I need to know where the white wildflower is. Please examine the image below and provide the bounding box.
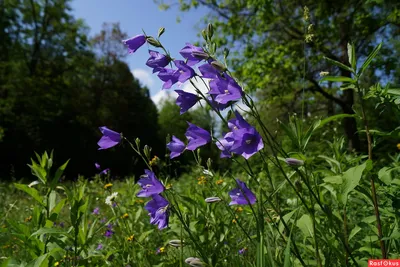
[105,192,118,206]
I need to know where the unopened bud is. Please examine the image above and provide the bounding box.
[207,23,214,39]
[185,257,204,267]
[157,27,165,38]
[205,197,221,203]
[192,50,209,60]
[211,61,226,72]
[169,240,183,247]
[284,158,304,167]
[146,36,162,48]
[201,29,208,41]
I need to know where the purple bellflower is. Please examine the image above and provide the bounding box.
[175,90,200,114]
[179,43,206,66]
[122,34,146,54]
[229,179,256,205]
[100,168,110,175]
[228,111,252,130]
[185,123,211,151]
[137,170,165,197]
[208,76,243,104]
[167,136,186,159]
[216,133,234,158]
[95,163,101,170]
[92,207,100,215]
[174,60,196,83]
[199,63,222,79]
[97,127,121,150]
[146,50,170,73]
[207,96,230,111]
[230,127,264,159]
[157,68,180,89]
[145,194,169,230]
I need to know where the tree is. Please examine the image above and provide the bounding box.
[157,0,400,152]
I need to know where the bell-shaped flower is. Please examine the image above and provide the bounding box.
[230,127,264,159]
[167,136,186,159]
[145,194,169,230]
[146,50,170,73]
[175,90,200,114]
[174,60,196,83]
[179,43,205,66]
[97,126,121,150]
[122,34,146,54]
[198,63,222,79]
[228,111,251,130]
[137,170,165,197]
[208,76,243,104]
[157,68,180,89]
[229,179,256,205]
[185,123,211,151]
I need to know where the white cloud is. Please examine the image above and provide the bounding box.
[131,69,154,88]
[151,90,177,108]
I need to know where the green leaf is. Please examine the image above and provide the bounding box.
[138,230,154,242]
[317,114,356,129]
[323,57,355,74]
[51,159,69,188]
[31,227,70,238]
[358,42,382,76]
[339,161,367,205]
[348,42,356,70]
[32,254,49,267]
[296,214,313,238]
[348,225,361,241]
[14,183,44,205]
[319,76,355,83]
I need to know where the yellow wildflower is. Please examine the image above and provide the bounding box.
[127,235,134,242]
[135,199,144,204]
[166,183,173,189]
[104,183,113,189]
[232,219,237,224]
[149,155,159,166]
[216,179,224,185]
[122,213,129,219]
[54,262,60,267]
[197,176,207,185]
[235,207,243,213]
[159,247,165,253]
[25,216,32,222]
[397,143,400,150]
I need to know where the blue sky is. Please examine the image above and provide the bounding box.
[71,0,208,102]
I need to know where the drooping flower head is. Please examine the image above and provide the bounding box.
[175,90,200,114]
[166,136,186,159]
[122,34,146,53]
[146,50,170,73]
[185,123,211,151]
[145,194,169,230]
[137,169,165,197]
[228,111,251,130]
[179,43,206,66]
[229,179,256,205]
[157,68,180,89]
[97,126,121,150]
[230,127,264,159]
[207,96,230,111]
[216,133,234,158]
[208,76,243,104]
[199,63,222,79]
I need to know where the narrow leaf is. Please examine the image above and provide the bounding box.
[358,43,382,76]
[320,76,355,83]
[323,57,355,73]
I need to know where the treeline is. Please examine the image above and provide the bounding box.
[0,0,169,179]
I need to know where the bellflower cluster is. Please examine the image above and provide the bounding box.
[216,111,264,159]
[166,123,211,159]
[136,170,169,230]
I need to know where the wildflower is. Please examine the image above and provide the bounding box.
[166,184,173,189]
[122,34,146,54]
[137,169,165,197]
[25,216,32,222]
[122,213,129,219]
[284,158,304,167]
[157,68,180,89]
[126,235,134,242]
[135,199,144,204]
[397,143,400,150]
[146,50,170,73]
[175,60,196,83]
[100,217,107,224]
[207,95,230,111]
[199,63,222,79]
[239,247,247,255]
[175,90,200,114]
[156,247,165,254]
[149,155,159,166]
[104,229,114,238]
[97,126,121,150]
[95,162,101,170]
[235,207,244,213]
[208,75,243,104]
[229,179,256,205]
[100,168,110,175]
[320,71,329,77]
[179,43,206,66]
[216,134,234,158]
[232,219,237,224]
[205,197,221,203]
[28,180,40,188]
[105,192,118,206]
[54,262,60,266]
[197,176,207,185]
[145,194,169,230]
[185,123,211,151]
[216,179,224,185]
[203,169,213,177]
[96,243,103,250]
[169,239,183,247]
[167,136,186,159]
[185,257,204,267]
[104,183,113,189]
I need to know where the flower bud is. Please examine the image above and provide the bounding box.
[185,257,204,267]
[205,197,221,203]
[192,50,209,60]
[210,61,227,72]
[284,158,304,167]
[146,36,162,48]
[207,23,214,39]
[158,27,165,38]
[169,239,183,247]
